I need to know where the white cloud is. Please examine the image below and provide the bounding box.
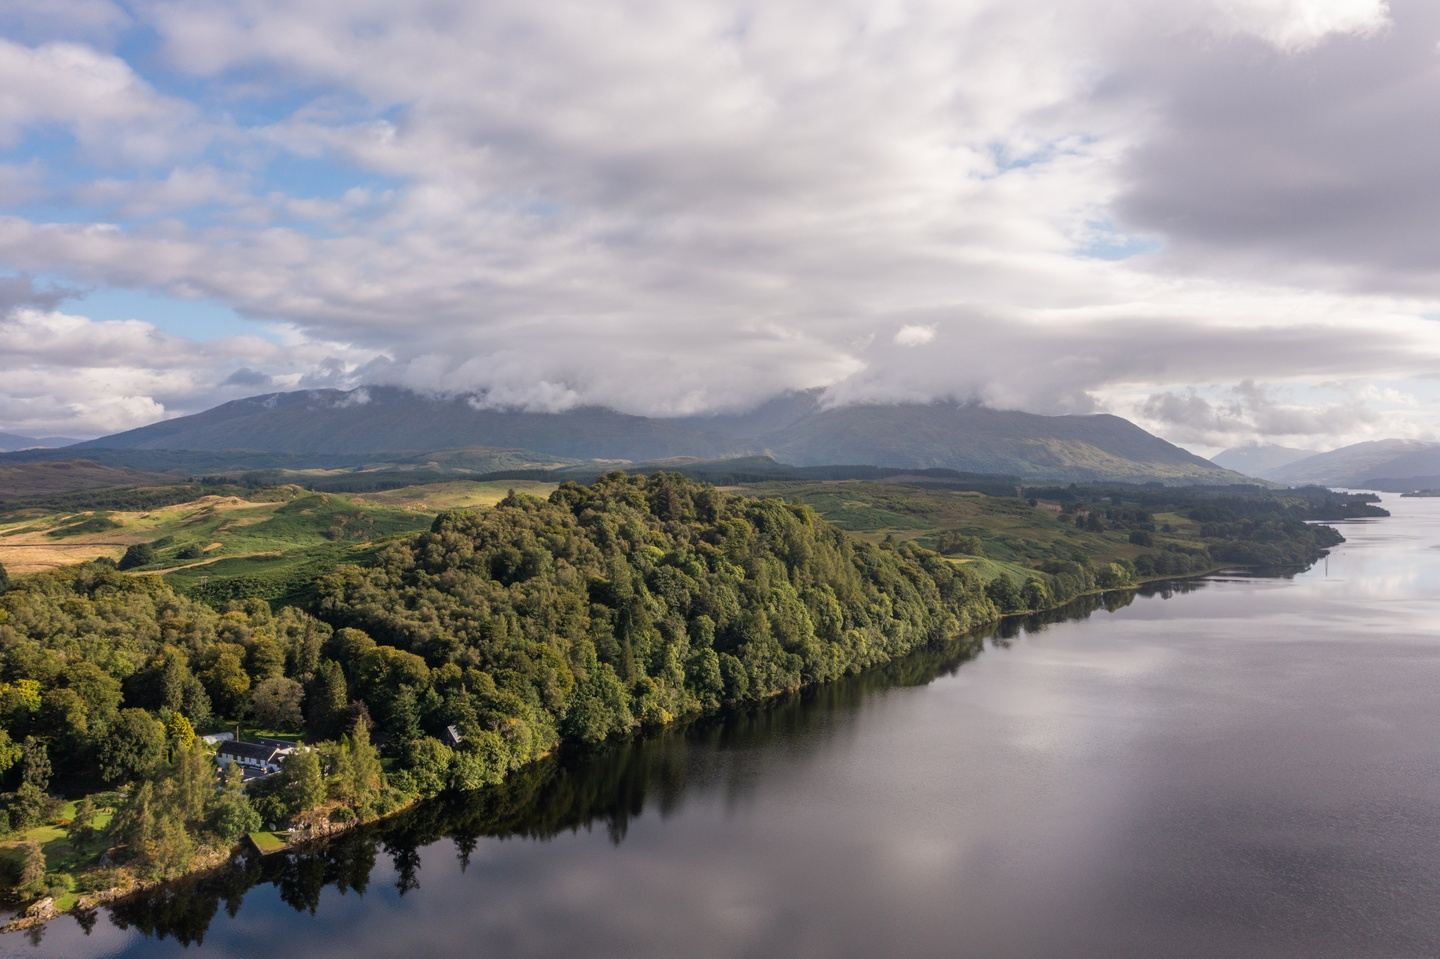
[0,305,380,435]
[0,38,202,163]
[894,325,937,347]
[0,0,1436,446]
[1208,0,1389,52]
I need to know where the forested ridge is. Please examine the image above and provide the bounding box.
[0,474,1000,907]
[316,472,999,749]
[0,472,1363,915]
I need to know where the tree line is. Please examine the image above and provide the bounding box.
[0,473,1360,900]
[0,474,1003,893]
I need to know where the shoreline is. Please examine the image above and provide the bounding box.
[0,540,1344,934]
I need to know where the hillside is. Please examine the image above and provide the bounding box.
[73,387,1242,484]
[0,432,81,452]
[1212,444,1316,477]
[1267,440,1440,489]
[761,402,1232,481]
[0,460,177,500]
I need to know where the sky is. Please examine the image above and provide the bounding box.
[1,0,1438,454]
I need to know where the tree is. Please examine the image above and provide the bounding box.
[0,561,9,594]
[170,741,213,825]
[331,722,383,812]
[210,765,260,842]
[1020,577,1051,611]
[305,660,348,741]
[15,842,45,898]
[68,796,98,843]
[110,781,159,856]
[985,576,1024,613]
[0,728,20,778]
[117,543,156,570]
[5,783,51,831]
[164,710,196,751]
[250,676,304,731]
[98,709,167,783]
[404,737,452,797]
[129,649,210,726]
[202,645,251,718]
[20,737,50,792]
[279,749,325,816]
[147,810,196,878]
[448,735,506,791]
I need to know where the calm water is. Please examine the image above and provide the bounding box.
[8,495,1440,958]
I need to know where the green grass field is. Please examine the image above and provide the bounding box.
[0,480,559,604]
[741,480,1207,585]
[0,797,119,912]
[247,831,289,855]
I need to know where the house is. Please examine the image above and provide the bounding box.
[442,725,464,748]
[216,739,295,779]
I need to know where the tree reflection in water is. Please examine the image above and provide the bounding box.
[103,579,1221,947]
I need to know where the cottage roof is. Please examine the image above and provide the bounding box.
[217,740,283,763]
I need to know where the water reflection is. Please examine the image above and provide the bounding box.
[67,588,1175,948]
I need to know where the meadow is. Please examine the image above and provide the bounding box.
[0,480,558,603]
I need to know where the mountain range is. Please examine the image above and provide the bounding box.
[0,431,84,452]
[1215,439,1440,490]
[1210,444,1316,477]
[64,386,1242,484]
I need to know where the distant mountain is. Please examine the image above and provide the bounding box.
[0,431,83,452]
[76,387,744,462]
[1267,439,1440,490]
[1212,444,1317,478]
[73,386,1245,484]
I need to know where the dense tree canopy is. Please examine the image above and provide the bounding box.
[317,473,999,756]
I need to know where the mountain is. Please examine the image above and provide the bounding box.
[0,431,83,452]
[75,387,745,462]
[1267,439,1440,490]
[751,401,1233,481]
[1211,444,1317,478]
[73,386,1244,484]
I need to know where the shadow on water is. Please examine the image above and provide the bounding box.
[84,578,1222,948]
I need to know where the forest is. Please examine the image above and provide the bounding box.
[0,472,1371,916]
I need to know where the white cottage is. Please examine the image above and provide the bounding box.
[216,739,293,777]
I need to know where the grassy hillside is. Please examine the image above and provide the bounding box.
[0,461,178,501]
[742,481,1161,580]
[0,481,561,603]
[741,480,1372,596]
[762,404,1237,482]
[0,489,422,595]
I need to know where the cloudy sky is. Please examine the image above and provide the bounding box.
[1,0,1437,453]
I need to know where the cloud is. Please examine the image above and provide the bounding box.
[894,325,937,347]
[1115,0,1440,297]
[221,367,275,388]
[0,304,378,435]
[1134,379,1415,448]
[0,0,1436,446]
[1207,0,1389,52]
[0,37,202,164]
